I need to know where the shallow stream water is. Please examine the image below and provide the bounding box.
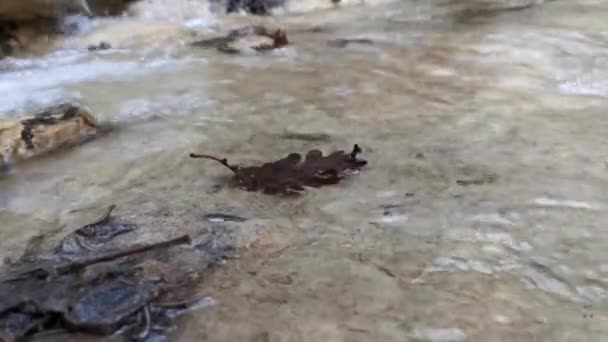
[2,0,608,341]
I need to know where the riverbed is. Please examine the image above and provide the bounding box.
[1,0,608,341]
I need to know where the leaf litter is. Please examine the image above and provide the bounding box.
[1,143,370,339]
[0,205,234,341]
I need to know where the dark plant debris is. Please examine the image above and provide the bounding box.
[87,41,111,51]
[191,25,288,54]
[57,204,138,256]
[190,144,367,195]
[327,38,374,48]
[456,173,497,186]
[279,131,332,143]
[0,205,234,341]
[0,21,19,59]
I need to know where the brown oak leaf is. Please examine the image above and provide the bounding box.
[190,144,367,194]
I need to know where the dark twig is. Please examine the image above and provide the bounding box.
[0,235,190,281]
[189,154,239,173]
[57,235,192,274]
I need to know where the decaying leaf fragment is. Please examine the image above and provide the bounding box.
[57,204,138,256]
[190,144,367,194]
[191,25,288,54]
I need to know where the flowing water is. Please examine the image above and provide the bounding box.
[2,0,608,340]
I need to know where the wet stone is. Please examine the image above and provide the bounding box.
[0,103,98,168]
[65,280,157,334]
[0,21,18,60]
[0,312,33,342]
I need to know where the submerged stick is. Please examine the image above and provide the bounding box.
[57,234,192,274]
[189,153,239,173]
[3,235,191,284]
[137,305,152,340]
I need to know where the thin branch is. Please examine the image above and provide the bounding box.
[4,235,192,282]
[189,153,239,173]
[56,234,192,274]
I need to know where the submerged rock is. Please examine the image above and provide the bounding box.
[87,0,139,16]
[0,21,18,59]
[0,1,139,59]
[0,103,98,167]
[0,0,92,21]
[65,280,159,334]
[0,0,139,21]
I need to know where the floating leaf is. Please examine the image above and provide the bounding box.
[190,144,367,195]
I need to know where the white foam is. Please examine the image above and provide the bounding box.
[284,0,396,13]
[559,80,608,97]
[470,213,515,226]
[128,0,215,25]
[380,214,408,224]
[418,328,467,342]
[429,257,493,275]
[532,197,599,210]
[116,92,214,122]
[0,54,199,116]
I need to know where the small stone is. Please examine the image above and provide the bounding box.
[87,41,112,51]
